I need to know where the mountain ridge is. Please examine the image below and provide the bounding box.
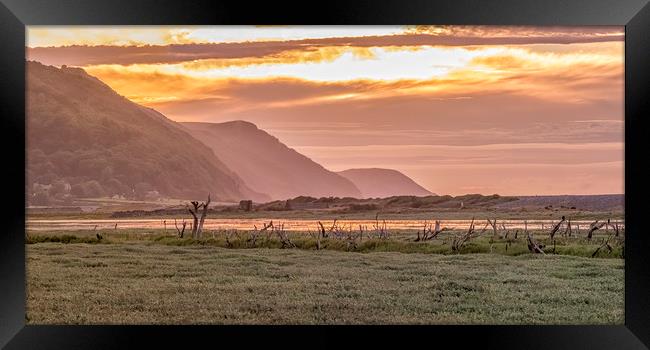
[182,121,363,200]
[26,61,269,203]
[337,168,434,198]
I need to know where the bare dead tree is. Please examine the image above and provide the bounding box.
[329,221,340,239]
[263,221,274,240]
[174,218,187,238]
[187,201,200,238]
[415,220,429,242]
[487,218,498,238]
[478,222,490,235]
[591,234,614,258]
[328,219,338,238]
[196,194,211,239]
[526,232,545,254]
[373,213,389,239]
[331,221,348,240]
[274,222,295,248]
[248,227,260,247]
[452,217,476,251]
[317,221,327,239]
[416,220,442,241]
[255,221,273,242]
[564,219,572,237]
[424,220,447,241]
[187,194,211,239]
[587,220,606,241]
[549,216,566,240]
[332,225,345,239]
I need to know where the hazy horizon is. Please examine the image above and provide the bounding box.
[27,26,624,196]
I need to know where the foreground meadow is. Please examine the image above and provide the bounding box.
[26,239,624,324]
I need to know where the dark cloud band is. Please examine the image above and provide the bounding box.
[28,29,624,67]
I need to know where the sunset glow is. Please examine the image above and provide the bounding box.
[27,26,624,195]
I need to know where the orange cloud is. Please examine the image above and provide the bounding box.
[179,46,376,70]
[469,55,530,69]
[81,43,622,114]
[406,25,623,39]
[24,26,624,196]
[27,26,623,66]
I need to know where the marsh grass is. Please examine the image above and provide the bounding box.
[26,228,624,259]
[26,243,624,324]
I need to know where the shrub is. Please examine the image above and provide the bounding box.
[31,191,51,206]
[349,203,378,211]
[71,180,105,198]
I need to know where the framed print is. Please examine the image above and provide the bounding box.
[1,0,649,348]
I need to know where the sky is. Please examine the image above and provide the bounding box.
[26,26,625,196]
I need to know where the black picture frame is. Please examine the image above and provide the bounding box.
[1,0,649,348]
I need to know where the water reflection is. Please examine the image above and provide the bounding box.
[26,218,624,232]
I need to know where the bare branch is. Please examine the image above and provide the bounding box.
[549,216,566,240]
[527,232,545,254]
[587,220,606,240]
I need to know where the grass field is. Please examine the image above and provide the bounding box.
[26,241,624,324]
